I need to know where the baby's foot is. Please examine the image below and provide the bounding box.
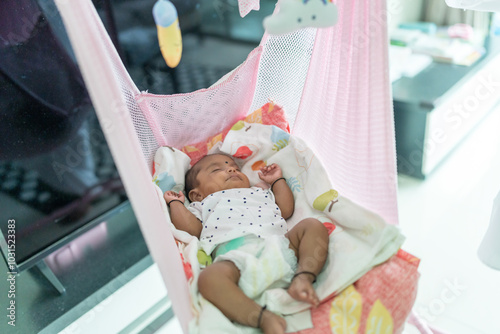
[260,310,286,334]
[288,272,320,307]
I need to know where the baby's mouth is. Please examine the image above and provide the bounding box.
[227,174,241,181]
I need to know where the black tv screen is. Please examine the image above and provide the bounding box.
[0,0,126,270]
[0,0,265,271]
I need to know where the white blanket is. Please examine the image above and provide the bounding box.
[152,122,404,333]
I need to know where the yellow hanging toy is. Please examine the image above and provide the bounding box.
[153,0,182,68]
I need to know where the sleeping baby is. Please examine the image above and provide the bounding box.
[164,153,329,334]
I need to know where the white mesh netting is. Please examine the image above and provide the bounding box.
[130,28,317,169]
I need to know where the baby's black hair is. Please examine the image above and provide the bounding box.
[184,160,203,197]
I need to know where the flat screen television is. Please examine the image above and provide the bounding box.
[0,0,127,275]
[0,0,268,280]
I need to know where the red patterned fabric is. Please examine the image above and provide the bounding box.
[293,250,420,334]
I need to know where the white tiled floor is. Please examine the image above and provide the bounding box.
[60,108,500,334]
[397,107,500,334]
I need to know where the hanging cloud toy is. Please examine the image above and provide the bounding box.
[263,0,338,35]
[445,0,500,12]
[153,0,182,68]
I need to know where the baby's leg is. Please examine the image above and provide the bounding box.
[198,260,286,333]
[285,218,329,307]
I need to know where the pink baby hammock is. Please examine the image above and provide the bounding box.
[55,0,402,332]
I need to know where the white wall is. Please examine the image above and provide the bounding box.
[387,0,424,33]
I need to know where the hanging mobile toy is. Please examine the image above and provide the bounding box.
[153,0,182,68]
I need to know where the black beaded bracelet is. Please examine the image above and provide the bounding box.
[270,177,286,191]
[256,305,267,328]
[292,271,317,283]
[167,199,184,207]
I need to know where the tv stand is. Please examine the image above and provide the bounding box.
[0,230,65,295]
[393,51,500,179]
[37,260,66,295]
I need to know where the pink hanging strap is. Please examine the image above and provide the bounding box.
[238,0,260,17]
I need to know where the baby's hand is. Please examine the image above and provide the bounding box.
[258,163,283,184]
[164,190,185,205]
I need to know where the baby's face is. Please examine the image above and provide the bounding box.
[191,154,250,201]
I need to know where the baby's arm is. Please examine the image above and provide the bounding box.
[164,191,202,238]
[258,164,294,219]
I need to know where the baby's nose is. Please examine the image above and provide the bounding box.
[227,166,236,172]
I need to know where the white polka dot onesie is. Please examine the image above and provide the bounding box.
[188,187,288,254]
